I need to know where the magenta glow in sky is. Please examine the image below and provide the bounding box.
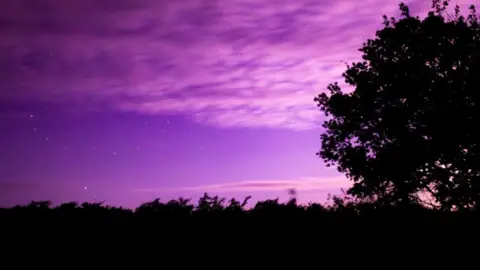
[1,0,477,208]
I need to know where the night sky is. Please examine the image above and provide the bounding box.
[1,0,476,208]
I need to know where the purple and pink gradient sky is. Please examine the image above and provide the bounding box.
[1,0,477,208]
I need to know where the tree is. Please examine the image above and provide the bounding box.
[288,188,297,205]
[315,0,480,210]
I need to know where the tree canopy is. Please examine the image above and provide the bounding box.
[315,0,480,210]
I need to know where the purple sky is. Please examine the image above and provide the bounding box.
[1,0,477,208]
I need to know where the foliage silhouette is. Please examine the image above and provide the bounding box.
[315,0,480,210]
[1,193,479,227]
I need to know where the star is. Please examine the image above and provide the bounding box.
[113,152,116,155]
[29,114,34,118]
[84,186,88,190]
[45,137,49,141]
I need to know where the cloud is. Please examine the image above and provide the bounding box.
[137,176,349,193]
[0,0,474,129]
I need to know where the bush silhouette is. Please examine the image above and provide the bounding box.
[1,193,479,226]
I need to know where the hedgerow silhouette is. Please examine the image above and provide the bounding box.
[1,192,479,226]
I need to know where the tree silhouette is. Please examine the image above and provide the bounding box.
[288,188,297,205]
[1,193,479,227]
[315,0,480,210]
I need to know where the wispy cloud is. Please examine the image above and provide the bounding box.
[138,176,349,193]
[0,0,474,129]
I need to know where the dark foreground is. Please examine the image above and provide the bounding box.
[1,194,477,262]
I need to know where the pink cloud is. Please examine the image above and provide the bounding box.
[138,176,349,193]
[1,0,478,129]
